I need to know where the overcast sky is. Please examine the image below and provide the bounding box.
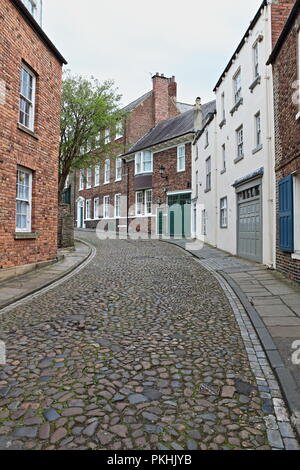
[43,0,263,107]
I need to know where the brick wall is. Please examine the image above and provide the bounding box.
[271,0,296,47]
[272,5,300,282]
[0,0,63,269]
[74,74,181,228]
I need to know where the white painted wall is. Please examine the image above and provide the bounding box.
[192,2,277,267]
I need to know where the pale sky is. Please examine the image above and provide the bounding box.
[43,0,263,107]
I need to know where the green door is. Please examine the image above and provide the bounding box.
[168,194,191,238]
[158,210,164,236]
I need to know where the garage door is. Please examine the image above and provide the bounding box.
[237,183,262,262]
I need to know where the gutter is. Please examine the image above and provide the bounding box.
[10,0,67,64]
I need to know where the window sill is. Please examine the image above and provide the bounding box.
[220,226,228,229]
[177,169,185,173]
[220,168,226,175]
[103,182,110,185]
[94,184,100,187]
[204,188,211,194]
[234,155,244,164]
[252,144,263,155]
[249,75,261,92]
[204,144,209,150]
[296,112,300,121]
[135,172,153,176]
[219,119,226,129]
[291,252,300,261]
[230,98,243,116]
[17,123,39,140]
[115,178,122,182]
[14,232,38,240]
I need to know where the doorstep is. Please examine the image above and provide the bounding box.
[0,240,91,310]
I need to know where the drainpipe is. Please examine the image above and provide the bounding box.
[122,158,129,236]
[264,3,276,268]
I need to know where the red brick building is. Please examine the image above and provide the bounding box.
[268,0,300,282]
[0,0,66,274]
[75,72,215,238]
[75,74,192,231]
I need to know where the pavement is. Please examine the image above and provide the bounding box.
[165,238,300,439]
[0,240,91,310]
[0,230,298,450]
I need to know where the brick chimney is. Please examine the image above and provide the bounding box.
[152,73,177,125]
[271,0,296,48]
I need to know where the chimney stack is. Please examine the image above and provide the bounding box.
[194,97,203,132]
[152,73,177,125]
[271,0,296,48]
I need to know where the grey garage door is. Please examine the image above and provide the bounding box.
[237,183,262,263]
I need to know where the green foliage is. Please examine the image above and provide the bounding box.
[59,71,125,195]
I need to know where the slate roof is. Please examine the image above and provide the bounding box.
[121,91,152,113]
[125,100,216,155]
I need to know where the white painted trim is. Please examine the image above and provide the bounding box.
[166,190,192,196]
[19,63,36,132]
[291,252,300,261]
[15,166,32,233]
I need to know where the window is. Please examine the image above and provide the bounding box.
[16,167,32,232]
[221,93,225,121]
[103,196,110,218]
[177,145,185,172]
[85,199,91,220]
[201,209,207,236]
[105,129,110,144]
[95,134,100,148]
[255,112,261,148]
[19,64,36,131]
[205,130,209,148]
[94,197,100,219]
[253,42,259,78]
[86,168,92,189]
[115,122,123,139]
[115,194,121,218]
[136,191,143,215]
[205,157,211,191]
[115,158,122,181]
[135,151,153,174]
[104,159,110,183]
[222,144,226,172]
[79,170,85,190]
[195,171,199,198]
[220,197,228,228]
[236,126,244,160]
[21,0,38,19]
[145,189,152,215]
[233,69,242,104]
[94,165,100,186]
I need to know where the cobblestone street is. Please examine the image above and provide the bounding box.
[0,234,298,450]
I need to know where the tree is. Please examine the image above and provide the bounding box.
[59,72,124,199]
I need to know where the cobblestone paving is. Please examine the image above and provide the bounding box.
[0,235,296,450]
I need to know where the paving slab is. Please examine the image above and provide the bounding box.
[255,306,297,317]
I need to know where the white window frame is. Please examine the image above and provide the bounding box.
[19,64,36,131]
[103,196,110,219]
[94,197,100,219]
[205,130,209,148]
[253,42,259,79]
[145,189,152,215]
[115,121,123,140]
[85,199,92,220]
[205,157,211,191]
[220,197,228,228]
[94,165,100,187]
[135,191,143,216]
[115,193,121,218]
[104,159,110,184]
[135,151,153,175]
[236,125,244,160]
[233,69,242,104]
[115,158,122,181]
[16,166,32,233]
[255,112,261,148]
[105,129,110,144]
[86,168,92,189]
[177,145,186,172]
[79,169,85,191]
[222,144,226,172]
[221,92,225,121]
